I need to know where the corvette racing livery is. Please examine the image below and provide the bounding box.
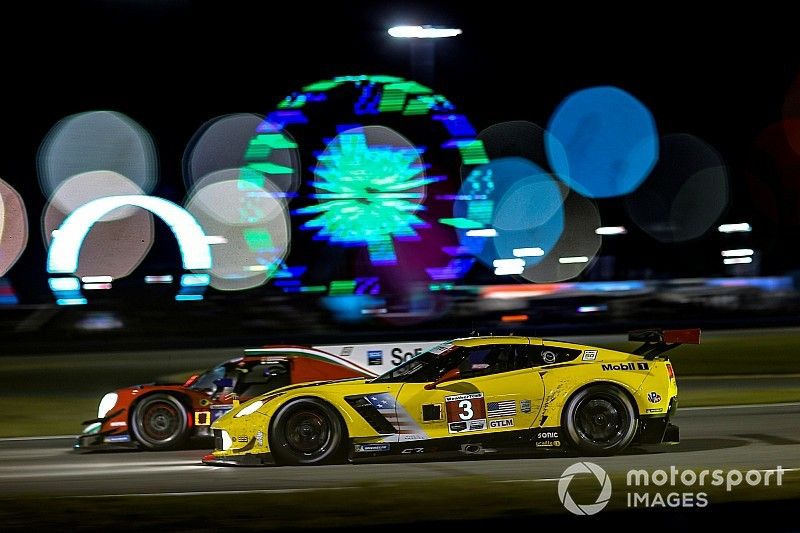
[203,329,698,465]
[75,343,439,451]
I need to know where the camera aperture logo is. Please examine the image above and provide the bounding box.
[558,462,612,515]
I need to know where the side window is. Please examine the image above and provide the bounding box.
[458,345,530,378]
[236,362,289,399]
[526,345,582,366]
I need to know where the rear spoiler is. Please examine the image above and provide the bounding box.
[629,328,701,360]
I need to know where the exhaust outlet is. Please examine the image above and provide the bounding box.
[461,444,483,455]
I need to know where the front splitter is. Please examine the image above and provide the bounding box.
[201,452,274,466]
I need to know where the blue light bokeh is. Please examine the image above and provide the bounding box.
[453,157,564,269]
[546,86,659,198]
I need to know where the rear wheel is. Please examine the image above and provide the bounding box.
[131,394,190,450]
[269,398,346,465]
[562,384,637,455]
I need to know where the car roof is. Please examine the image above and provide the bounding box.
[219,355,288,365]
[450,336,541,347]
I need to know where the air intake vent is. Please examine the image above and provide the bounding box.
[422,403,442,421]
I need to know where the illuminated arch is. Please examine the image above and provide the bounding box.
[47,194,212,274]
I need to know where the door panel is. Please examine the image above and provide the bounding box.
[395,369,545,440]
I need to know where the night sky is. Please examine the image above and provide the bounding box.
[2,2,799,302]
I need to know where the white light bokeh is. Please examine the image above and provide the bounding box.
[185,174,290,291]
[42,171,154,279]
[518,193,601,282]
[185,168,286,227]
[626,134,728,243]
[0,178,28,276]
[185,114,262,184]
[43,170,147,223]
[38,111,157,199]
[185,113,301,196]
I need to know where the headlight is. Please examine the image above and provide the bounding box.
[97,392,118,418]
[221,430,233,451]
[234,400,264,418]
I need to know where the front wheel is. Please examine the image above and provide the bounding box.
[131,394,190,450]
[269,398,346,465]
[562,384,637,456]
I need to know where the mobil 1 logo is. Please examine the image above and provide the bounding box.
[601,362,649,371]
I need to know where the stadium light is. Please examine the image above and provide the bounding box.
[721,249,754,257]
[718,222,752,233]
[388,25,462,38]
[559,256,590,264]
[466,228,498,237]
[513,247,545,257]
[595,226,627,235]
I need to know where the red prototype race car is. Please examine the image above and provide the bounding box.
[75,345,377,451]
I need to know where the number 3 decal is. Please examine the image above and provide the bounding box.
[445,393,487,423]
[458,400,474,420]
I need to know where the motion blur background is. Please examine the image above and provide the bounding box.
[1,2,798,352]
[6,5,800,530]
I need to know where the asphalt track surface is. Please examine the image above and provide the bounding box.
[2,403,799,497]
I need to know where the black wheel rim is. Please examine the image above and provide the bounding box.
[285,410,331,455]
[574,394,628,446]
[142,402,180,442]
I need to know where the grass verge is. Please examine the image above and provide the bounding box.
[0,396,98,438]
[677,389,800,407]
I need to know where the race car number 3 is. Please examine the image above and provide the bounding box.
[444,393,487,422]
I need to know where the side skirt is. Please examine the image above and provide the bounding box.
[350,427,566,462]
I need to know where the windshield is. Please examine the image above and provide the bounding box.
[372,342,466,383]
[189,364,232,391]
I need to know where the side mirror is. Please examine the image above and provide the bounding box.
[213,378,233,388]
[424,368,461,390]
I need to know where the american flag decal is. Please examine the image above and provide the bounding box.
[367,393,429,438]
[487,400,516,417]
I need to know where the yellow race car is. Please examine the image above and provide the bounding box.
[202,329,697,466]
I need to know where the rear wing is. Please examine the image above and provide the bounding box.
[629,328,701,360]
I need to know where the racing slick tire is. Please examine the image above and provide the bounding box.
[562,384,637,456]
[131,393,190,450]
[269,398,347,465]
